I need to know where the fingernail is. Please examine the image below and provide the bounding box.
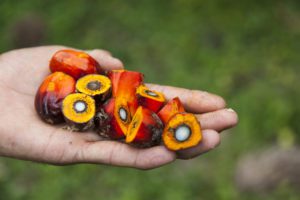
[226,108,235,113]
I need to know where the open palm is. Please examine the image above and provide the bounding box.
[0,46,238,169]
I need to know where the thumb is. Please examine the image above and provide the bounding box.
[86,49,124,71]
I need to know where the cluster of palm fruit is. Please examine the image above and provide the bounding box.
[35,49,202,150]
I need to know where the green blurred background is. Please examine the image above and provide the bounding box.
[0,0,299,199]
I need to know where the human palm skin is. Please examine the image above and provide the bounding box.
[0,46,238,169]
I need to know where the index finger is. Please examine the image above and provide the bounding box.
[146,84,226,113]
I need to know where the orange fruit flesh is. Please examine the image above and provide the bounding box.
[126,106,143,143]
[76,74,111,97]
[114,97,131,135]
[163,113,202,151]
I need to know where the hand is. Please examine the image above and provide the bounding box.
[0,46,238,169]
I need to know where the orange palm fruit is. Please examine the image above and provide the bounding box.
[162,113,202,151]
[157,97,185,124]
[107,70,144,133]
[62,93,96,131]
[76,74,112,103]
[107,69,125,97]
[108,70,144,98]
[136,85,166,112]
[35,72,76,124]
[95,98,127,139]
[50,49,103,79]
[126,106,163,148]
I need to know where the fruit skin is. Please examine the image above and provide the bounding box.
[107,70,124,97]
[94,98,125,139]
[50,49,103,79]
[136,85,166,113]
[162,112,202,151]
[126,106,163,148]
[107,70,144,114]
[35,72,76,124]
[157,97,185,124]
[107,70,144,98]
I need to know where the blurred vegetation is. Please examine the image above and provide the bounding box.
[0,0,300,199]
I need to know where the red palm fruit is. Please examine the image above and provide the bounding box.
[107,70,144,126]
[136,85,166,112]
[95,98,126,139]
[126,106,163,148]
[50,49,103,79]
[157,97,185,124]
[116,70,144,98]
[108,70,144,98]
[107,69,125,97]
[117,70,144,115]
[162,113,202,151]
[35,72,76,124]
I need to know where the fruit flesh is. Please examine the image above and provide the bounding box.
[62,93,95,124]
[76,74,111,98]
[163,113,202,151]
[114,97,131,134]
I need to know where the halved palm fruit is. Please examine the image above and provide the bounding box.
[95,98,125,139]
[114,97,132,135]
[126,106,163,148]
[157,97,185,124]
[108,70,144,98]
[35,72,76,124]
[50,49,103,79]
[62,93,96,131]
[136,85,166,112]
[117,70,144,116]
[107,70,144,131]
[107,69,125,97]
[162,113,202,151]
[76,74,111,103]
[116,70,144,98]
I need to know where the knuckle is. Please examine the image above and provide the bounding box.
[90,49,112,57]
[216,96,227,108]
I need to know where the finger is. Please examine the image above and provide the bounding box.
[198,108,239,132]
[73,131,105,142]
[146,84,226,113]
[86,49,124,71]
[176,129,220,159]
[76,141,176,170]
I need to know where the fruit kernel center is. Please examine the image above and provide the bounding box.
[87,81,101,91]
[119,107,128,122]
[145,89,158,97]
[174,124,191,142]
[73,100,87,113]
